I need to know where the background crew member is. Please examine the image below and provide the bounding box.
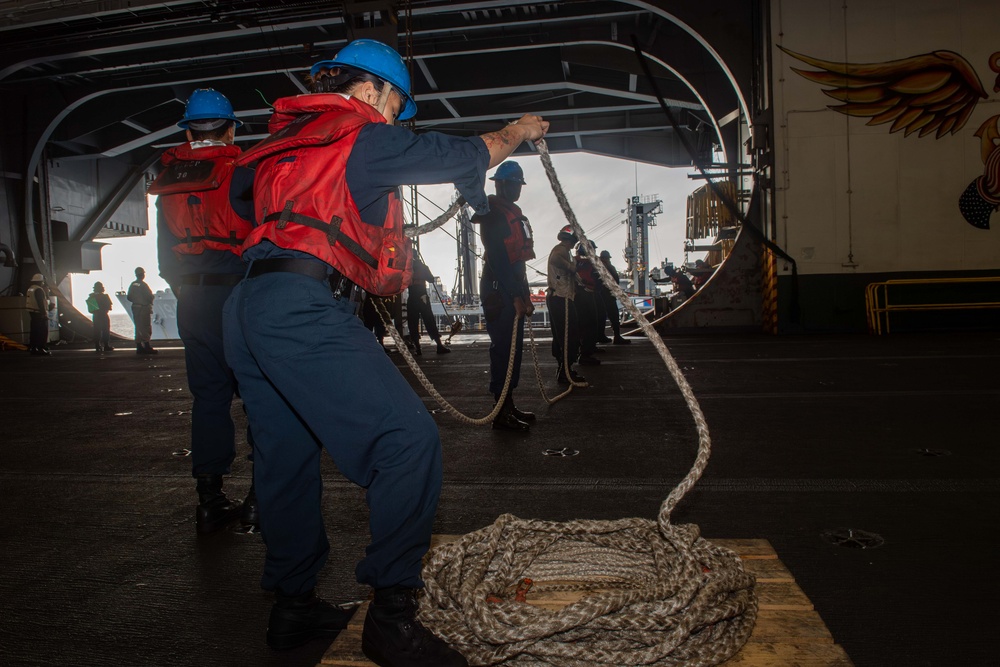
[665,266,696,309]
[476,160,535,431]
[26,274,51,355]
[126,267,156,354]
[87,282,114,352]
[574,242,602,366]
[598,250,631,345]
[406,257,450,355]
[152,88,257,535]
[546,226,585,384]
[223,39,548,665]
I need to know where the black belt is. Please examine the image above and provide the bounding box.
[180,273,243,287]
[246,258,363,302]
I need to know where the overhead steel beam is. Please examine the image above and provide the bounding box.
[0,15,346,81]
[420,82,701,109]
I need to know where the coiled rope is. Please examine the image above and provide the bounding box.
[410,141,757,665]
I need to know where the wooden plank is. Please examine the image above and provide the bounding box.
[748,610,834,644]
[724,642,854,666]
[323,536,851,667]
[744,557,794,582]
[321,625,367,665]
[757,580,814,611]
[323,608,847,666]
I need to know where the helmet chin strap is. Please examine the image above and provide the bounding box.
[375,83,393,119]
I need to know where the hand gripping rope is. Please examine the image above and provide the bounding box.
[376,138,757,665]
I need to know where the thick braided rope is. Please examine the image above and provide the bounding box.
[406,196,466,237]
[416,141,757,665]
[375,298,519,426]
[526,297,586,405]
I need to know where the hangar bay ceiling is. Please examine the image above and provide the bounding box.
[0,0,764,283]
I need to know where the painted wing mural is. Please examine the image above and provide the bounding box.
[781,47,1000,229]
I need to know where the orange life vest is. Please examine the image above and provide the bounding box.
[479,195,535,264]
[235,94,412,296]
[149,143,251,257]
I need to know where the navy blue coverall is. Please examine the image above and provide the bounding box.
[157,164,255,479]
[223,123,490,596]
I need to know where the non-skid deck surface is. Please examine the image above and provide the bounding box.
[320,536,853,666]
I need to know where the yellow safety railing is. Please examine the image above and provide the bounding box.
[865,277,1000,334]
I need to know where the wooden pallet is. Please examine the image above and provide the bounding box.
[320,536,853,666]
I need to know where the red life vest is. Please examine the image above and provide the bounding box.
[479,195,536,264]
[576,256,597,290]
[235,94,412,296]
[148,143,251,257]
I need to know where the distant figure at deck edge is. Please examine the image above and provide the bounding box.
[26,273,51,356]
[87,281,114,352]
[126,267,156,354]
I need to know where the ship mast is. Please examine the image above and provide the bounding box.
[454,201,478,307]
[623,194,662,296]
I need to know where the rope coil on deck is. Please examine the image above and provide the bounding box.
[413,141,758,665]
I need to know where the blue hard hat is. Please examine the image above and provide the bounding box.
[311,39,417,121]
[490,161,526,184]
[178,88,242,129]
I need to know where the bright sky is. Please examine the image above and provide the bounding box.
[71,151,700,312]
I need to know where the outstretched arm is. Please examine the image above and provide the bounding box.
[479,114,549,169]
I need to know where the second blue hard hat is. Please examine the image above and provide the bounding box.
[311,39,417,121]
[490,161,526,185]
[178,88,242,129]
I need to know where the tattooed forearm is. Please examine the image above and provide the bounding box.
[479,126,518,152]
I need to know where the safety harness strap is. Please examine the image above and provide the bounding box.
[264,201,378,269]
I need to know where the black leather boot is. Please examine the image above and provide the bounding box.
[556,365,585,385]
[435,339,451,354]
[267,589,355,650]
[492,395,529,431]
[195,474,243,535]
[240,481,259,529]
[509,392,535,422]
[362,587,468,667]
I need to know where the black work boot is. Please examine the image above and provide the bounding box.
[362,587,468,667]
[267,589,355,650]
[240,481,259,529]
[195,474,243,535]
[435,339,451,354]
[509,392,535,422]
[555,365,585,386]
[492,395,529,431]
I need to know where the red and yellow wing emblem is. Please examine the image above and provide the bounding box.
[779,46,989,138]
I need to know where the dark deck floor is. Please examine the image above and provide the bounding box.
[2,330,998,667]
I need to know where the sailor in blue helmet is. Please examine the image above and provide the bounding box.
[476,160,537,431]
[223,39,548,664]
[150,88,258,534]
